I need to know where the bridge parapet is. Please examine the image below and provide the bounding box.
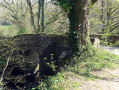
[90,34,119,45]
[11,34,66,52]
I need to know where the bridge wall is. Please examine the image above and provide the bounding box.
[90,34,119,44]
[1,34,71,80]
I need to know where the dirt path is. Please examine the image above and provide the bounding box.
[76,47,119,90]
[78,68,119,90]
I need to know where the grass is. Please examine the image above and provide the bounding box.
[68,49,119,78]
[0,25,18,37]
[32,72,81,90]
[32,49,119,90]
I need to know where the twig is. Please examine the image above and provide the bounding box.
[0,47,16,84]
[0,53,12,83]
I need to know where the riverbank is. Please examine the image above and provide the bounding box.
[32,50,119,90]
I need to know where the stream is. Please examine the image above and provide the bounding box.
[96,45,119,55]
[102,46,119,55]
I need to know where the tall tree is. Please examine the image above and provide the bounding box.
[0,0,28,31]
[27,0,37,33]
[106,0,119,33]
[89,0,119,35]
[38,0,41,33]
[101,0,105,34]
[41,0,45,32]
[54,0,98,54]
[100,0,119,34]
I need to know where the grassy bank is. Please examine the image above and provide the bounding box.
[33,49,119,90]
[0,25,18,37]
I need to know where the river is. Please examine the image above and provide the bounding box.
[102,46,119,55]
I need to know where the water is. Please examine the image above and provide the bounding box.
[102,46,119,55]
[92,38,119,55]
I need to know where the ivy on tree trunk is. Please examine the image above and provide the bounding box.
[68,0,90,54]
[56,0,98,55]
[41,0,45,32]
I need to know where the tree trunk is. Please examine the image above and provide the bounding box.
[68,0,90,53]
[56,0,98,54]
[101,0,105,34]
[38,0,41,33]
[41,0,45,32]
[27,0,37,33]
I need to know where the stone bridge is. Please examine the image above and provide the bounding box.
[0,34,119,89]
[2,34,68,57]
[0,34,71,86]
[10,34,69,64]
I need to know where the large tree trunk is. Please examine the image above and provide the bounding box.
[57,0,98,54]
[68,0,90,53]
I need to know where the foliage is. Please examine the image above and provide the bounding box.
[70,49,119,79]
[44,1,69,34]
[89,0,119,35]
[0,0,69,34]
[32,73,65,90]
[32,49,119,89]
[44,54,57,71]
[17,26,27,34]
[52,0,72,14]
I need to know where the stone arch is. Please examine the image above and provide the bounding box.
[24,50,39,64]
